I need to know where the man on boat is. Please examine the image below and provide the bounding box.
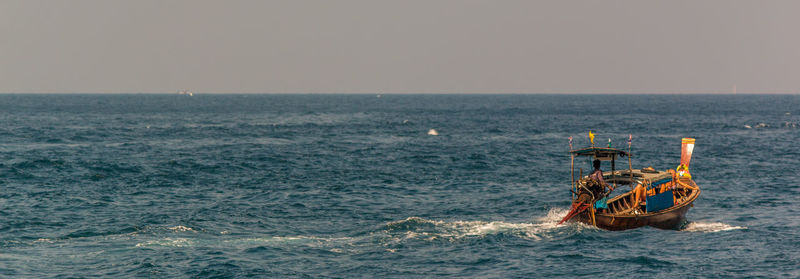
[588,160,614,212]
[589,159,612,193]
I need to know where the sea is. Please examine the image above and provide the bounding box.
[0,94,798,278]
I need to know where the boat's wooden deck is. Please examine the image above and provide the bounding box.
[595,170,698,216]
[604,187,695,215]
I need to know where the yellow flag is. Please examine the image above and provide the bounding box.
[589,131,595,145]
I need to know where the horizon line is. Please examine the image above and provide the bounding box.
[1,92,799,95]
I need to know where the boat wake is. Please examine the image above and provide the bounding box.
[45,216,745,255]
[131,209,584,251]
[681,221,746,232]
[380,208,586,242]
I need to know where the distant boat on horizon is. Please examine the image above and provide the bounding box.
[178,90,193,96]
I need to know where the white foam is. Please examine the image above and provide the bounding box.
[235,236,353,245]
[136,237,194,248]
[682,222,745,232]
[540,207,571,224]
[448,220,542,239]
[169,225,194,232]
[384,208,578,242]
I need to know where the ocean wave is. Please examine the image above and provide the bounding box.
[135,237,194,248]
[608,255,677,267]
[233,236,354,246]
[681,221,746,232]
[168,226,194,232]
[249,112,370,126]
[0,143,90,152]
[743,122,799,129]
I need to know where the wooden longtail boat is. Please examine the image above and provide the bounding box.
[560,138,700,231]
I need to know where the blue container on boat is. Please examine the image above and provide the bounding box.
[646,190,674,212]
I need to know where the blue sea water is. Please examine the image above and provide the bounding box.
[0,94,798,278]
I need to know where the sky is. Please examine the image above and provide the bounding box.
[1,0,799,94]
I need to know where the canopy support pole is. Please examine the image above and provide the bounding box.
[611,155,616,190]
[628,144,634,190]
[570,154,575,201]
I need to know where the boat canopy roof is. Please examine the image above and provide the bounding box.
[570,147,629,160]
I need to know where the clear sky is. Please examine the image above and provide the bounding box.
[1,0,799,94]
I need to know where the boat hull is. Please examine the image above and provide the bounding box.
[575,201,692,230]
[573,181,700,231]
